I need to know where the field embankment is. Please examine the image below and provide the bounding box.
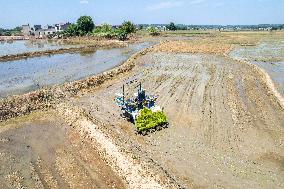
[0,44,154,122]
[0,39,126,62]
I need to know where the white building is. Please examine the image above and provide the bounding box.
[22,22,70,37]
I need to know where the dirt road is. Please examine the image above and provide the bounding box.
[70,50,284,188]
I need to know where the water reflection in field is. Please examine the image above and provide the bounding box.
[0,40,80,56]
[230,40,284,97]
[0,42,152,97]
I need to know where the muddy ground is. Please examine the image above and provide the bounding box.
[0,111,125,189]
[0,32,284,189]
[69,51,284,188]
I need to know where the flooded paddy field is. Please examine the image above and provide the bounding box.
[0,42,152,97]
[230,38,284,97]
[0,111,125,189]
[0,40,81,57]
[250,61,284,95]
[230,39,284,62]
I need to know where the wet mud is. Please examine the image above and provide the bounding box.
[69,51,284,189]
[1,34,284,189]
[0,111,125,189]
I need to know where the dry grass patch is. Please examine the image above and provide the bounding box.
[153,40,233,55]
[153,31,284,55]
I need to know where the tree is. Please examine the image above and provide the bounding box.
[148,26,160,36]
[120,21,136,34]
[177,25,187,30]
[93,23,117,39]
[13,26,22,32]
[76,16,95,34]
[138,25,143,30]
[64,24,79,37]
[167,22,177,31]
[270,27,278,31]
[4,31,11,36]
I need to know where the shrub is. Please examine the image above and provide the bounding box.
[135,108,168,132]
[92,24,117,39]
[100,24,113,32]
[92,24,128,40]
[64,24,79,37]
[115,29,128,41]
[148,26,160,36]
[96,31,117,39]
[120,21,136,34]
[4,31,11,36]
[93,24,113,33]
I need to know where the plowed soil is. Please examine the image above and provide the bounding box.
[70,50,284,188]
[1,33,284,189]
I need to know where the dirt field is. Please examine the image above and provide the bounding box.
[0,111,125,189]
[0,31,284,189]
[67,40,284,188]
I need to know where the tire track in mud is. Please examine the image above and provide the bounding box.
[229,57,284,109]
[201,62,217,145]
[223,60,284,187]
[55,103,178,189]
[31,158,60,189]
[78,51,284,188]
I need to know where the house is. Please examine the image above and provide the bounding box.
[34,25,42,31]
[36,27,56,37]
[22,24,32,36]
[54,22,71,32]
[22,22,70,37]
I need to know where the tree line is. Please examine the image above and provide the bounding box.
[60,16,136,40]
[60,16,183,39]
[0,27,22,36]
